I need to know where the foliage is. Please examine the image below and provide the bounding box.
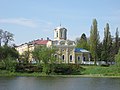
[0,29,3,46]
[3,31,14,46]
[0,46,19,60]
[76,33,90,50]
[115,49,120,67]
[0,29,14,46]
[1,56,17,72]
[53,64,83,75]
[112,28,120,62]
[90,19,100,64]
[32,46,57,74]
[101,23,113,63]
[16,63,42,73]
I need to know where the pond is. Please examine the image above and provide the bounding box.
[0,77,120,90]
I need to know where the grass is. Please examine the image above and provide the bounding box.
[81,65,120,76]
[0,65,120,78]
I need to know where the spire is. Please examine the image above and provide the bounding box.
[60,21,61,26]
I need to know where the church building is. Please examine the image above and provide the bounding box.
[16,25,90,64]
[49,25,90,64]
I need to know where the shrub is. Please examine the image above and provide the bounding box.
[53,64,83,75]
[2,56,17,72]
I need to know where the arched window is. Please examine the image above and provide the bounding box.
[62,55,64,61]
[55,54,57,59]
[78,56,80,61]
[70,55,72,62]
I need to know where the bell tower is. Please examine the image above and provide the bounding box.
[54,25,67,41]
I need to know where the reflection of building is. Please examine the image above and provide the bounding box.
[16,25,90,64]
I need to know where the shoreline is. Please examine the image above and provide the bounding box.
[0,73,120,78]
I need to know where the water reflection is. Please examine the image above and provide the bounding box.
[0,77,120,90]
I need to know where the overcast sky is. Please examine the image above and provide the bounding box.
[0,0,120,45]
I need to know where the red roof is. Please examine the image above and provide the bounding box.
[32,40,49,45]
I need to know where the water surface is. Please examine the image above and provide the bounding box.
[0,77,120,90]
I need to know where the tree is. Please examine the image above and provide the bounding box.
[32,46,57,74]
[97,42,103,61]
[0,29,3,46]
[114,28,119,54]
[3,31,14,46]
[90,19,100,65]
[76,33,89,50]
[1,46,19,61]
[115,49,120,68]
[0,46,19,71]
[101,23,113,63]
[0,46,4,60]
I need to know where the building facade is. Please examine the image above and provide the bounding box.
[51,26,90,64]
[16,26,90,64]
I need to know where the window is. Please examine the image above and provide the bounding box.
[56,31,58,37]
[70,55,72,62]
[78,56,80,61]
[60,30,62,38]
[62,55,64,62]
[55,55,57,59]
[62,49,65,52]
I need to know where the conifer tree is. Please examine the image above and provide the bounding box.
[76,33,89,50]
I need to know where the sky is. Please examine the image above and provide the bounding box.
[0,0,120,45]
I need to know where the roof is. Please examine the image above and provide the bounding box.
[32,40,49,45]
[74,48,90,53]
[55,26,67,30]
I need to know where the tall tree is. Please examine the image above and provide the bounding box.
[3,31,14,46]
[0,29,3,46]
[90,19,100,65]
[101,23,113,63]
[114,28,119,54]
[76,33,89,50]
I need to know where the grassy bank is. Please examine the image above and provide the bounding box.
[81,66,120,76]
[0,66,120,78]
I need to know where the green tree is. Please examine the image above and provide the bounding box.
[97,42,103,61]
[0,46,4,60]
[114,28,119,54]
[2,55,17,72]
[76,33,89,50]
[101,23,113,63]
[0,46,19,71]
[0,46,18,61]
[0,29,3,46]
[32,46,57,74]
[90,19,100,65]
[3,31,14,46]
[115,49,120,68]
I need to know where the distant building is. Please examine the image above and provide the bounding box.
[16,25,90,64]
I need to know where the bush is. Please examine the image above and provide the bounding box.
[53,64,83,75]
[16,63,42,73]
[2,56,17,72]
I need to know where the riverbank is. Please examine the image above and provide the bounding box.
[0,66,120,78]
[0,73,120,78]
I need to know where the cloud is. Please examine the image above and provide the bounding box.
[0,18,38,28]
